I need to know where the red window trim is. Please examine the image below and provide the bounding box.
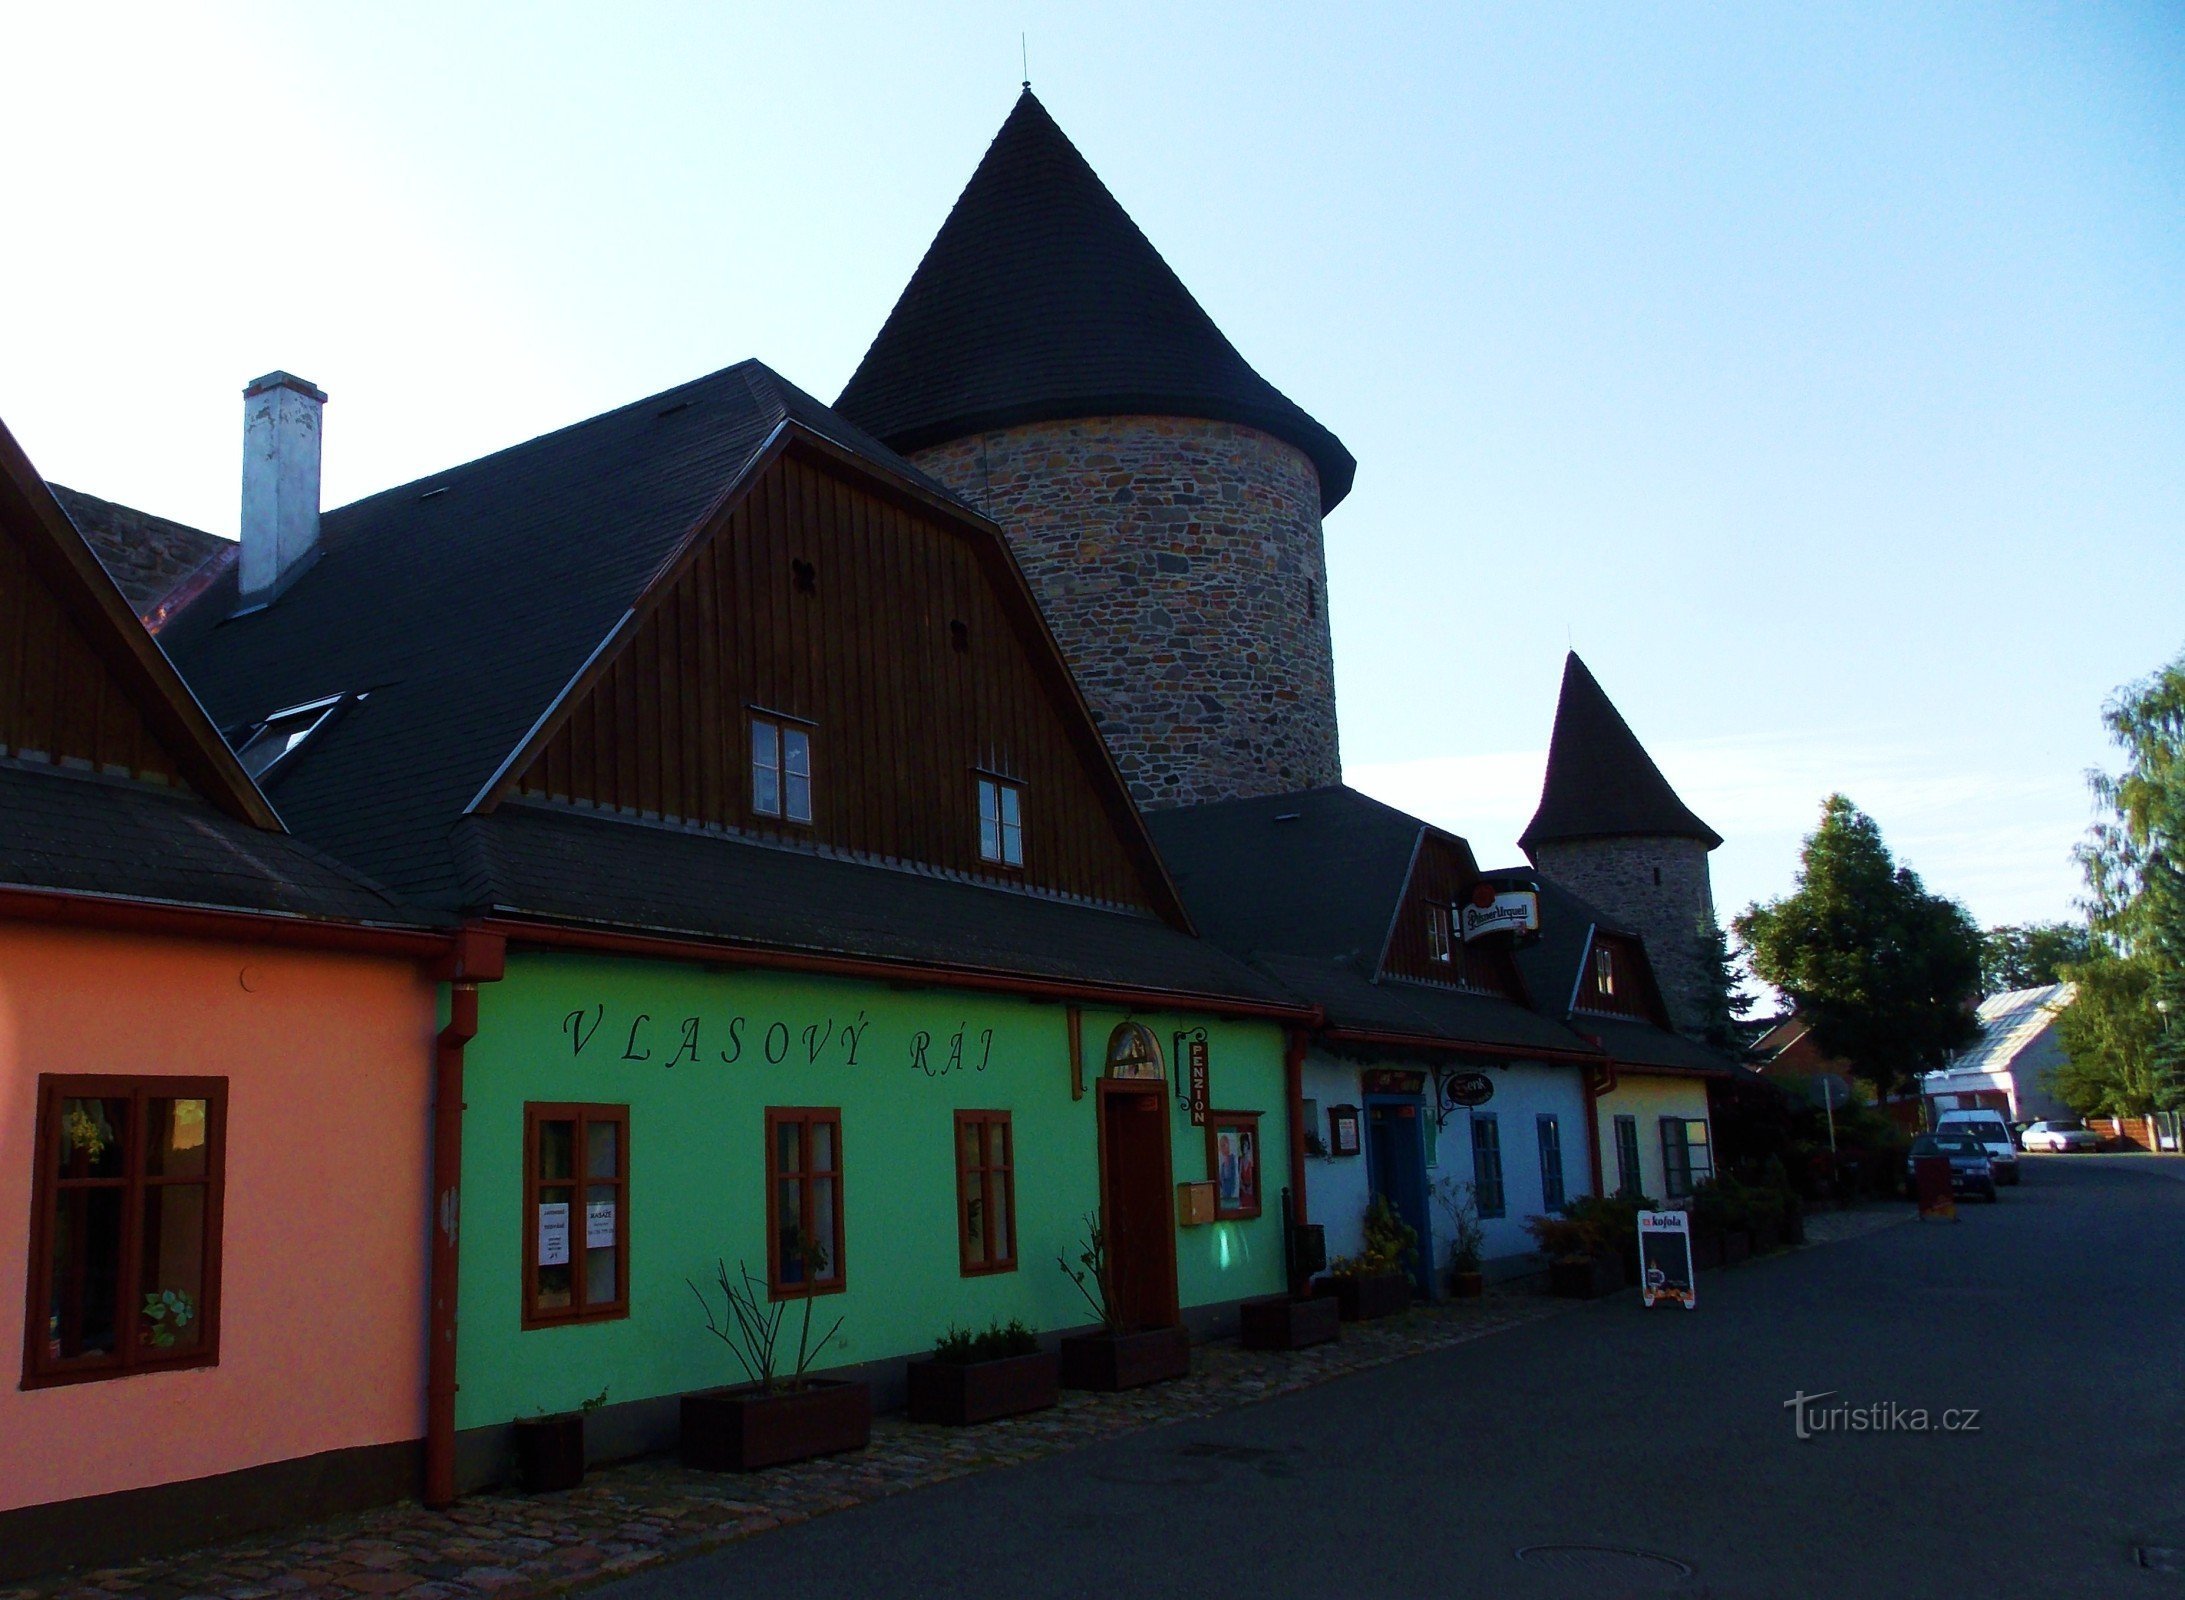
[1205,1108,1265,1220]
[521,1102,630,1330]
[22,1074,228,1390]
[953,1109,1018,1275]
[765,1107,846,1299]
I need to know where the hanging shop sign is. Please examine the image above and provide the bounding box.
[1638,1210,1696,1309]
[1461,884,1540,942]
[1105,1020,1167,1081]
[1175,1029,1211,1125]
[1441,1070,1496,1109]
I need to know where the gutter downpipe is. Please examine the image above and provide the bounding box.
[1285,1024,1312,1228]
[1581,1037,1617,1197]
[426,929,506,1511]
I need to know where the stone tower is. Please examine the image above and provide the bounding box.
[836,90,1353,809]
[1520,653,1724,1035]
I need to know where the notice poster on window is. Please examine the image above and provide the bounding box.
[1637,1210,1695,1310]
[585,1200,617,1249]
[538,1202,571,1267]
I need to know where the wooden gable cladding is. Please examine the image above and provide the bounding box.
[505,435,1180,918]
[0,420,273,825]
[1380,830,1522,998]
[1575,932,1653,1019]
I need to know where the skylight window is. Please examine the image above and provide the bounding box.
[234,695,345,781]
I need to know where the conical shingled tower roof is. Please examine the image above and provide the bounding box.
[836,89,1355,511]
[1521,653,1721,852]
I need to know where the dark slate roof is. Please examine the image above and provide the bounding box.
[157,361,1288,1007]
[1146,786,1423,967]
[1520,653,1720,852]
[0,759,416,924]
[50,486,229,621]
[835,90,1356,512]
[456,804,1294,1006]
[163,361,944,906]
[1497,866,1735,1078]
[1147,787,1597,1056]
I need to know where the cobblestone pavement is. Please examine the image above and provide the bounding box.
[1802,1199,1916,1246]
[7,1209,1903,1600]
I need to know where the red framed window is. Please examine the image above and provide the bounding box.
[767,1108,845,1297]
[1205,1109,1264,1219]
[24,1076,227,1389]
[523,1103,628,1327]
[954,1110,1017,1274]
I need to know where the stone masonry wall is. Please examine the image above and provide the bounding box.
[913,416,1341,808]
[49,484,229,618]
[1533,835,1718,1036]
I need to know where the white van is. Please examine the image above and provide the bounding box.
[1937,1110,2020,1185]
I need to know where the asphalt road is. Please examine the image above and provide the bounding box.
[598,1155,2185,1599]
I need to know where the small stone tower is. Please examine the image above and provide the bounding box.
[836,90,1353,808]
[1521,653,1724,1035]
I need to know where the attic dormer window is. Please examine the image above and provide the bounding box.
[977,776,1024,867]
[234,694,345,781]
[1427,906,1452,964]
[1594,945,1616,997]
[750,714,813,825]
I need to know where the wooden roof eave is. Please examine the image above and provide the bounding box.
[0,418,282,832]
[461,420,1196,935]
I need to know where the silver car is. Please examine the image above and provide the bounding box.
[2021,1118,2102,1153]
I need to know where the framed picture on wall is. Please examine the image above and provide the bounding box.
[1206,1110,1263,1219]
[1328,1104,1361,1158]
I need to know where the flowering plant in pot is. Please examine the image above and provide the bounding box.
[1526,1209,1621,1298]
[1055,1214,1190,1390]
[1431,1177,1488,1298]
[906,1317,1059,1425]
[513,1386,607,1494]
[1318,1196,1414,1319]
[679,1260,870,1471]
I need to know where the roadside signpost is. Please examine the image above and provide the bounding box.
[1637,1211,1695,1309]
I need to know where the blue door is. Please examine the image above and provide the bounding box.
[1366,1098,1434,1297]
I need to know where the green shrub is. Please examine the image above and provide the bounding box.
[932,1317,1041,1364]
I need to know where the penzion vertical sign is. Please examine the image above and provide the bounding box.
[1176,1029,1210,1126]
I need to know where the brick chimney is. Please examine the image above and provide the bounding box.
[239,371,325,605]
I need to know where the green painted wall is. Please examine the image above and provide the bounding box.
[455,953,1289,1426]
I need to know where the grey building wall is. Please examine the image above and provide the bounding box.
[913,415,1341,809]
[1533,834,1719,1036]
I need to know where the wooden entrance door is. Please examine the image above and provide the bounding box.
[1099,1082,1178,1331]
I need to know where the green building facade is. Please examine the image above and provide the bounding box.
[454,954,1290,1437]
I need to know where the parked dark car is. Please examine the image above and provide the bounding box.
[1906,1133,1999,1202]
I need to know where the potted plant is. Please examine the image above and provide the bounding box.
[1693,1179,1753,1265]
[513,1386,607,1494]
[905,1318,1059,1425]
[1056,1214,1191,1390]
[1239,1288,1342,1350]
[1431,1177,1488,1299]
[1317,1196,1414,1320]
[679,1260,871,1471]
[1528,1211,1621,1298]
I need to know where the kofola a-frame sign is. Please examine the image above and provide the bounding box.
[1638,1210,1696,1309]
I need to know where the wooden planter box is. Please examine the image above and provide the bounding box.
[1239,1293,1341,1351]
[1059,1326,1191,1391]
[1449,1270,1486,1300]
[680,1378,872,1472]
[904,1350,1059,1426]
[1721,1230,1753,1266]
[1320,1272,1410,1321]
[1549,1254,1624,1299]
[512,1412,585,1494]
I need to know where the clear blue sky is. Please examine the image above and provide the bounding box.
[4,3,2179,934]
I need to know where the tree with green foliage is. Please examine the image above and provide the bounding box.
[2052,651,2185,1114]
[1979,921,2090,996]
[1690,919,1756,1048]
[1734,795,1983,1100]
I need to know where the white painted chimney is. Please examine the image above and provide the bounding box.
[239,371,326,604]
